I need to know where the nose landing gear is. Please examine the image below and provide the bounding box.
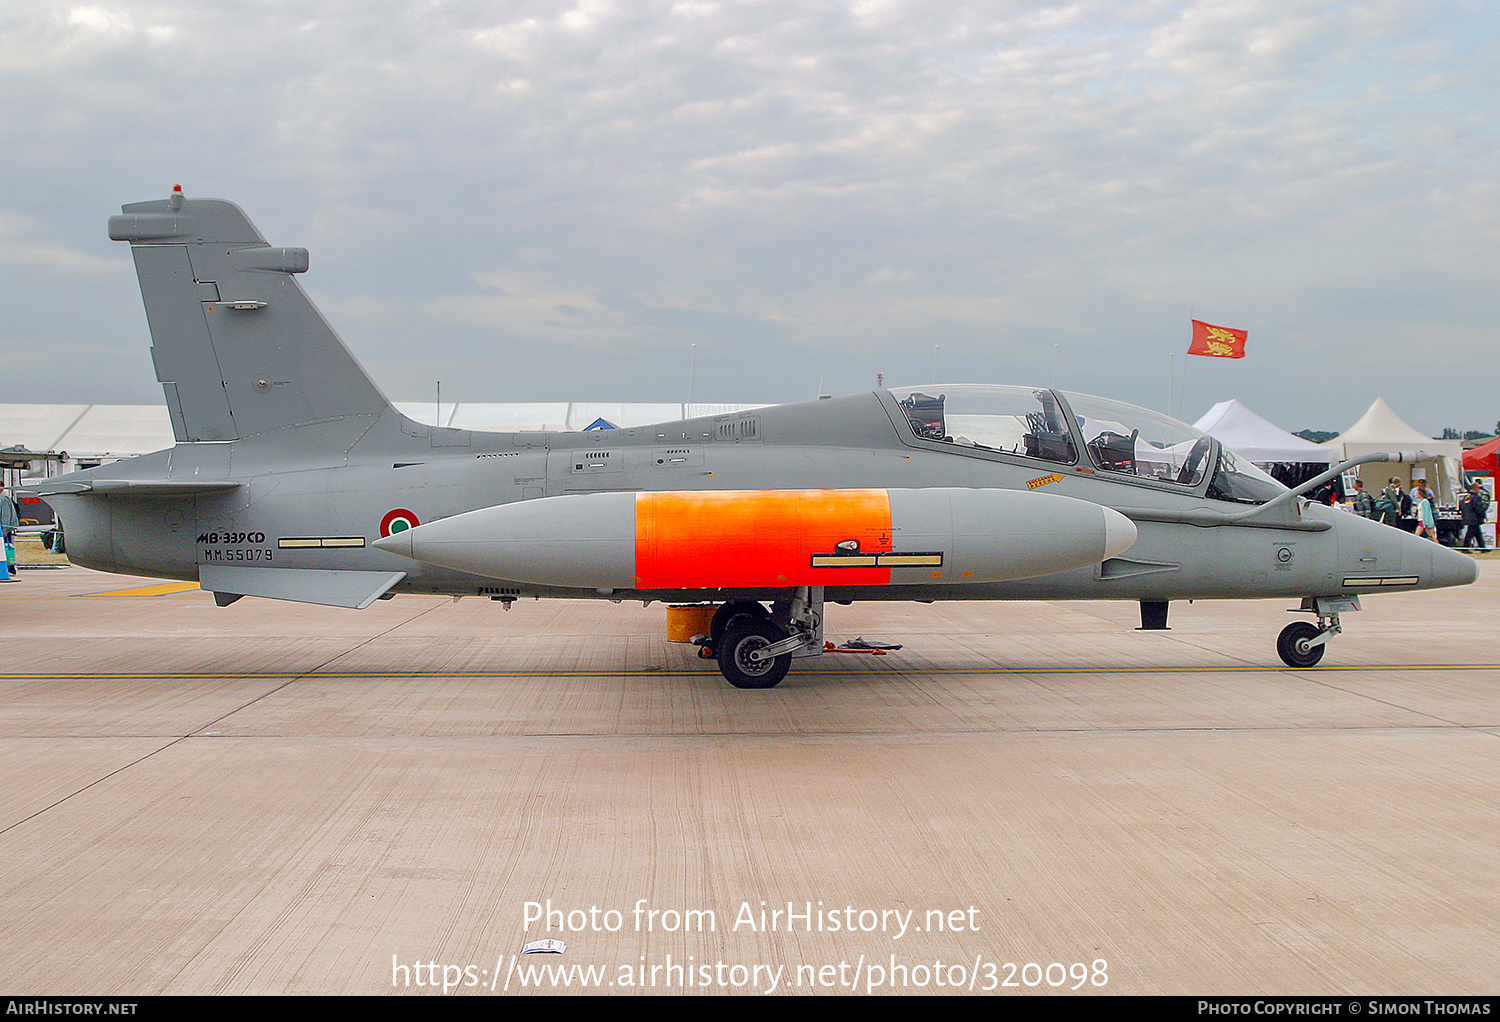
[1277,595,1359,668]
[1277,621,1328,668]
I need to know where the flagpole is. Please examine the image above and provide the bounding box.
[1168,354,1175,417]
[1182,311,1190,422]
[1179,356,1189,423]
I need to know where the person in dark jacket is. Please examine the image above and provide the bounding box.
[1375,478,1405,526]
[1458,481,1491,550]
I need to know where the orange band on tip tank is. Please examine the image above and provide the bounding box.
[634,489,894,589]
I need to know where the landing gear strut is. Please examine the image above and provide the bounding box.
[706,587,826,689]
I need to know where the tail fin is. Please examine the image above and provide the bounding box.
[109,187,393,442]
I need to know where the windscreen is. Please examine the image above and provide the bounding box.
[1206,446,1286,504]
[1061,392,1214,487]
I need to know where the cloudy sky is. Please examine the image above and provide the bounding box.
[2,0,1497,436]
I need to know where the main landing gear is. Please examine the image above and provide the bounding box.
[696,588,825,689]
[1276,596,1359,668]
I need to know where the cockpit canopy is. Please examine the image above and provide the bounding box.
[889,384,1285,504]
[894,385,1078,464]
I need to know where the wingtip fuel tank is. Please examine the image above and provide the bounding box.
[374,487,1137,591]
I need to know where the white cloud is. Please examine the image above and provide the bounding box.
[0,213,120,272]
[67,6,131,33]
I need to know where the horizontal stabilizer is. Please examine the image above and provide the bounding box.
[22,479,243,497]
[199,566,406,610]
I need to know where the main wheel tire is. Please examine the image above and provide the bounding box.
[709,600,770,649]
[1277,621,1326,668]
[718,618,792,689]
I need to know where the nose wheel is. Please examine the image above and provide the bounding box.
[1277,621,1326,668]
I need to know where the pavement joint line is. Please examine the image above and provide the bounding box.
[0,601,453,838]
[0,735,194,838]
[1298,672,1479,729]
[179,600,451,739]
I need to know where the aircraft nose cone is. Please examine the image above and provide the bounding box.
[1101,506,1138,560]
[373,530,414,559]
[1428,542,1480,588]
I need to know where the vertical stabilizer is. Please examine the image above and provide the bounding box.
[109,187,393,442]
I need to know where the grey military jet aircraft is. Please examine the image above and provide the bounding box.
[31,190,1479,687]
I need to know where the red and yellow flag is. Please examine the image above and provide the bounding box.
[1188,320,1247,358]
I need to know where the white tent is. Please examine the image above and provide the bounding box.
[0,404,174,467]
[1323,397,1462,504]
[1192,399,1336,466]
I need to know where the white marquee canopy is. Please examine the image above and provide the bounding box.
[1191,399,1336,466]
